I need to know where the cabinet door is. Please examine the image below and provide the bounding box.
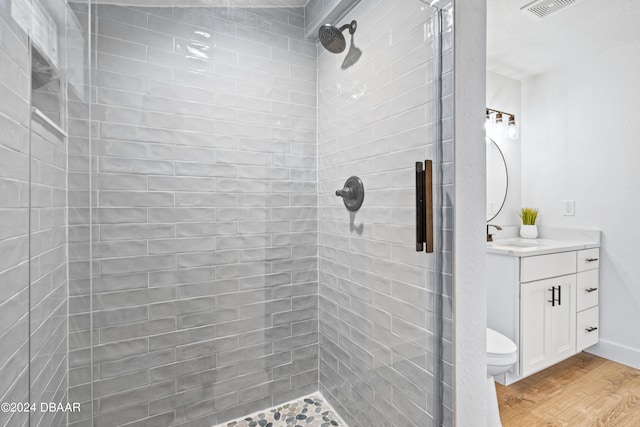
[550,275,576,363]
[521,275,577,377]
[521,278,553,377]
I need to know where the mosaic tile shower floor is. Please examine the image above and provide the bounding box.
[217,394,347,427]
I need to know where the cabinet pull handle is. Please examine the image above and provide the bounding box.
[548,286,556,307]
[585,287,598,293]
[586,258,599,262]
[558,285,561,306]
[586,326,598,333]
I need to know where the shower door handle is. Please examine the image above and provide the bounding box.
[416,160,434,253]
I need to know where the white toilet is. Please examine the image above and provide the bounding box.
[486,328,517,427]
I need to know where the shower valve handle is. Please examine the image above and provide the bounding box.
[335,176,364,212]
[335,188,352,198]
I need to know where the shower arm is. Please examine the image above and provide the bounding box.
[339,21,357,35]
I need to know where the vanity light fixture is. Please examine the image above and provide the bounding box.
[486,108,518,140]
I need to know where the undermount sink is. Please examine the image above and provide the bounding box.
[487,239,546,250]
[493,242,538,248]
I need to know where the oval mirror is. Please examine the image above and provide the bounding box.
[486,136,508,222]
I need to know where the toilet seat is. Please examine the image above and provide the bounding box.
[487,328,517,365]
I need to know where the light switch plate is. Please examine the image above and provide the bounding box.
[563,200,575,216]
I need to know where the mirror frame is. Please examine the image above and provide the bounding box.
[486,136,509,222]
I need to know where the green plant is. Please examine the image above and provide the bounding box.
[519,207,539,225]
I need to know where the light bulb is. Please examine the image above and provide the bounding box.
[485,111,493,130]
[493,112,504,136]
[507,115,517,139]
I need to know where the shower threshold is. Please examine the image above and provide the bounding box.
[215,394,347,427]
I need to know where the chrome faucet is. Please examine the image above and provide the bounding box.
[487,224,502,242]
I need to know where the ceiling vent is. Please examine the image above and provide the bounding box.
[521,0,582,18]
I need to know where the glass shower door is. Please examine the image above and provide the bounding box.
[316,1,454,426]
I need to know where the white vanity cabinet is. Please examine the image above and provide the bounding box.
[487,243,600,385]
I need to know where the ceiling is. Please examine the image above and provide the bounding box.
[488,0,640,80]
[91,0,309,6]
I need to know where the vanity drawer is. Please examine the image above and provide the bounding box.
[521,251,577,283]
[577,306,599,351]
[577,269,599,311]
[577,248,600,272]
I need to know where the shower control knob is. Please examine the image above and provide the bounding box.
[335,176,364,212]
[335,188,352,198]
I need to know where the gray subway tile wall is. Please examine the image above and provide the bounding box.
[2,0,79,425]
[67,5,319,427]
[29,117,69,427]
[316,1,454,426]
[0,2,31,426]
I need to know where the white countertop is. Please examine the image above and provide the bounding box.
[487,237,599,257]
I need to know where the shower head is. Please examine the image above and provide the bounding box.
[319,20,357,54]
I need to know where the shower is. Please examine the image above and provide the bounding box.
[318,20,357,53]
[0,0,455,426]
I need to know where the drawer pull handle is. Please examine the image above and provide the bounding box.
[586,258,599,262]
[585,287,598,293]
[586,326,598,333]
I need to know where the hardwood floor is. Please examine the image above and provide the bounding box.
[496,352,640,426]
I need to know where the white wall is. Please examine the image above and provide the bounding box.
[521,40,640,368]
[454,0,488,425]
[486,71,521,226]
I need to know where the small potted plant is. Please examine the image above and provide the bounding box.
[519,207,539,239]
